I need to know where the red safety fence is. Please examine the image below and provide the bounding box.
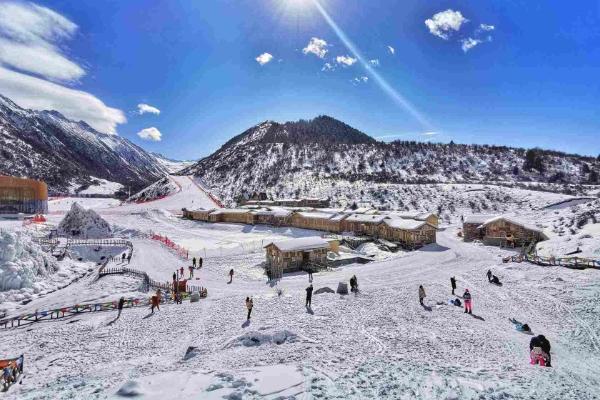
[149,232,189,260]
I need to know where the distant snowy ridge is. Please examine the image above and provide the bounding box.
[151,152,196,174]
[0,94,168,194]
[182,116,600,205]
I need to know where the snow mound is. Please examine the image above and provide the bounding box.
[0,230,57,292]
[58,202,112,238]
[116,381,144,397]
[225,330,299,348]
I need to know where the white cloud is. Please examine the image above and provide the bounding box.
[423,131,439,136]
[352,76,369,85]
[336,55,357,66]
[255,52,273,66]
[369,59,380,67]
[137,103,160,115]
[302,37,328,58]
[425,9,468,40]
[0,2,126,134]
[321,62,335,72]
[387,45,395,55]
[479,24,495,31]
[461,38,482,52]
[0,66,126,134]
[0,2,83,82]
[137,127,162,142]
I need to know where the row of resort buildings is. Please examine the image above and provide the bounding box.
[183,206,439,249]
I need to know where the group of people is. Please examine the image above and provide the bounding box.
[1,355,23,390]
[120,252,132,264]
[486,269,502,285]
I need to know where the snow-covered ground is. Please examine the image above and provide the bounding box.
[1,181,599,399]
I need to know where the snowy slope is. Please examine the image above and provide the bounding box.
[0,94,167,194]
[151,152,196,174]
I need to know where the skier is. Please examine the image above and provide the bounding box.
[450,276,457,295]
[306,284,313,307]
[463,289,472,314]
[192,257,197,268]
[486,269,492,282]
[246,297,253,320]
[229,269,234,283]
[418,285,426,306]
[117,296,125,318]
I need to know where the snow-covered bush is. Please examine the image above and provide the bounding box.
[58,202,112,238]
[0,230,57,291]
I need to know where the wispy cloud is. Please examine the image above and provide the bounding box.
[369,59,380,67]
[351,76,368,85]
[423,131,439,136]
[0,1,125,134]
[302,37,328,58]
[137,103,160,115]
[137,127,162,141]
[321,62,335,72]
[479,24,495,32]
[425,9,468,40]
[461,38,482,52]
[387,45,395,55]
[255,52,273,65]
[336,55,357,66]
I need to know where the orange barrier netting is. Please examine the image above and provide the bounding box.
[149,232,189,260]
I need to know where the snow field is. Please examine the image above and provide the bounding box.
[1,230,599,399]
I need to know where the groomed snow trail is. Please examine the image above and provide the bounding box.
[1,228,600,399]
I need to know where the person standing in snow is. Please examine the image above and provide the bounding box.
[173,272,177,282]
[192,257,197,268]
[126,252,132,264]
[121,253,126,263]
[307,267,313,282]
[450,276,457,295]
[246,297,253,320]
[189,265,194,278]
[199,257,203,268]
[150,295,159,313]
[117,296,125,319]
[180,266,184,278]
[463,289,472,314]
[418,285,426,306]
[306,284,313,307]
[486,269,492,282]
[229,269,234,283]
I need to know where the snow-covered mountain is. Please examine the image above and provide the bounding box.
[182,116,600,205]
[151,152,196,174]
[0,94,167,194]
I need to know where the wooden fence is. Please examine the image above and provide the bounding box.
[506,250,600,270]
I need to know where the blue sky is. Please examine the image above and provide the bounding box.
[1,0,599,159]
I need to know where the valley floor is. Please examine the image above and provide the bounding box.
[1,228,600,399]
[1,182,599,399]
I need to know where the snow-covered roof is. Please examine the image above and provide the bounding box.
[383,218,431,230]
[297,211,336,220]
[266,236,332,252]
[344,214,389,223]
[210,208,251,215]
[187,207,215,213]
[464,215,497,224]
[253,208,293,217]
[329,213,351,221]
[478,216,547,236]
[393,212,437,221]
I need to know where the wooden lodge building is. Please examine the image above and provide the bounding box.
[264,236,339,274]
[183,206,438,249]
[463,215,548,247]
